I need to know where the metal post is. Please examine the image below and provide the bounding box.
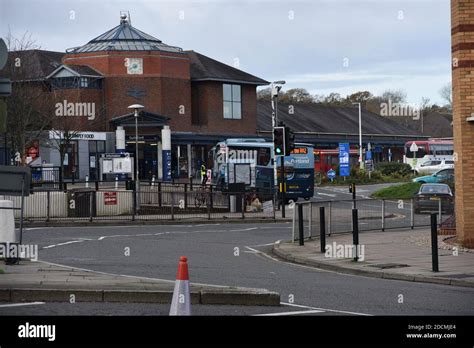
[171,192,175,220]
[320,206,326,253]
[430,213,439,272]
[352,208,359,261]
[115,175,118,189]
[184,183,188,210]
[158,182,162,207]
[95,180,99,191]
[89,191,93,222]
[134,110,140,211]
[85,175,89,188]
[381,199,385,232]
[328,201,332,236]
[438,199,442,225]
[298,203,304,246]
[132,188,136,221]
[19,177,25,245]
[46,190,50,223]
[207,191,211,220]
[210,185,213,209]
[308,202,313,238]
[280,159,285,218]
[410,198,414,229]
[292,204,296,243]
[241,193,245,219]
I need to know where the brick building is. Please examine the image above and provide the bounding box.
[1,14,268,180]
[451,0,474,248]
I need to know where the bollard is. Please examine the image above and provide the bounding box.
[320,206,326,253]
[115,175,119,189]
[85,175,89,188]
[95,180,99,191]
[352,208,359,261]
[430,213,439,272]
[410,198,415,230]
[152,175,156,187]
[298,203,304,246]
[381,199,385,232]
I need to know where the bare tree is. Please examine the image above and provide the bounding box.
[439,83,452,110]
[279,88,313,103]
[2,30,51,164]
[257,87,272,101]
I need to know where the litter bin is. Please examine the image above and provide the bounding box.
[0,200,19,264]
[67,188,96,217]
[228,183,245,213]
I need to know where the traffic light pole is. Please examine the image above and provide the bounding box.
[280,157,285,218]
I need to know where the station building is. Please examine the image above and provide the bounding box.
[1,14,429,181]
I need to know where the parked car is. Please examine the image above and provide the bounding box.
[414,183,454,214]
[413,168,454,184]
[415,159,454,175]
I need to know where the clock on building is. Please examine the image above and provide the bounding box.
[126,58,143,75]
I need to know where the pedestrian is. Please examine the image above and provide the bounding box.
[200,163,207,185]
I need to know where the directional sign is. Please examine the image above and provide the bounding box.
[327,169,336,181]
[338,143,350,177]
[366,150,372,160]
[410,143,419,152]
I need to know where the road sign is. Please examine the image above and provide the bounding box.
[366,150,372,160]
[410,143,419,152]
[365,160,374,172]
[327,169,336,181]
[104,192,117,205]
[338,143,350,177]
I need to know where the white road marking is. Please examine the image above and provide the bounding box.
[0,302,45,308]
[317,192,336,197]
[230,227,258,232]
[43,240,84,249]
[281,302,372,316]
[254,309,325,316]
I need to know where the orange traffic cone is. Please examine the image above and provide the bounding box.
[169,256,191,316]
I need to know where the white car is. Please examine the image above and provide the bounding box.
[415,159,454,175]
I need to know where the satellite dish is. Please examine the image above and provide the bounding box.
[0,38,8,70]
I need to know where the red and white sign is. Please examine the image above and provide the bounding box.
[104,192,117,205]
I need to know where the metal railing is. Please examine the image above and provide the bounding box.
[1,186,277,223]
[292,198,451,241]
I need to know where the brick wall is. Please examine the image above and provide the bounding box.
[190,81,257,135]
[451,0,474,247]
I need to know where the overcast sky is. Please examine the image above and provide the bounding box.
[0,0,451,105]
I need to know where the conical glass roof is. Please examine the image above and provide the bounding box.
[67,15,183,54]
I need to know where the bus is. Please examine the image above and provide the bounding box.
[403,139,453,170]
[276,144,315,201]
[210,139,314,200]
[210,138,274,195]
[313,148,359,174]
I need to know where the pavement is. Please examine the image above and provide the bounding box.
[273,227,474,288]
[0,260,280,306]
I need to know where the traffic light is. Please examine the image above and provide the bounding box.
[273,126,285,156]
[285,127,295,155]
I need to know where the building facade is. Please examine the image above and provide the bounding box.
[2,14,268,180]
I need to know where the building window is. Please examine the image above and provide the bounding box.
[223,84,241,119]
[51,76,102,90]
[80,77,89,88]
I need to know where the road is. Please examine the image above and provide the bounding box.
[2,184,472,316]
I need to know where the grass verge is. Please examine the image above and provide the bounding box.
[371,182,421,199]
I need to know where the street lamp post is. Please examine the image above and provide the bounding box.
[128,104,145,209]
[353,102,363,170]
